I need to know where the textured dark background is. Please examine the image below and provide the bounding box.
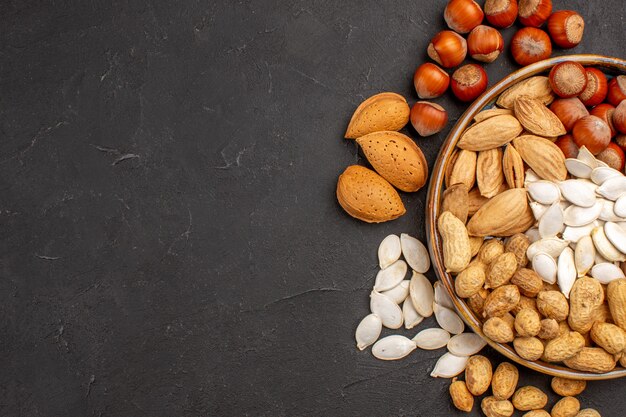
[1,0,625,416]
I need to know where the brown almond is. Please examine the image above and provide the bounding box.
[345,92,409,139]
[356,131,428,192]
[442,183,469,224]
[467,189,530,237]
[496,76,555,109]
[457,115,524,151]
[336,165,405,223]
[513,97,567,137]
[512,135,567,182]
[502,144,525,189]
[449,149,478,190]
[477,148,505,198]
[474,108,514,123]
[468,184,508,216]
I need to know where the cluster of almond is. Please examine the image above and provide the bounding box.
[449,356,600,417]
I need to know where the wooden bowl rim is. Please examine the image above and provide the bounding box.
[426,54,626,380]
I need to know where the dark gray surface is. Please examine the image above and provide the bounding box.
[1,1,625,416]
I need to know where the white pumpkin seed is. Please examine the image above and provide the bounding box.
[530,202,549,220]
[591,263,626,284]
[578,146,601,168]
[447,333,487,357]
[413,328,451,350]
[434,302,464,335]
[403,298,424,330]
[525,227,541,243]
[409,271,434,317]
[558,179,597,208]
[615,195,626,218]
[381,280,410,304]
[355,314,383,350]
[565,158,592,179]
[370,291,404,329]
[527,237,570,260]
[563,201,603,227]
[525,169,541,183]
[591,226,626,262]
[562,223,595,243]
[604,222,626,254]
[539,202,564,238]
[400,233,430,273]
[600,200,626,222]
[575,235,595,277]
[597,176,626,201]
[434,281,455,310]
[557,247,576,298]
[591,166,623,185]
[527,181,561,204]
[533,252,557,284]
[373,260,408,292]
[595,251,611,265]
[372,335,417,360]
[378,234,401,269]
[430,352,469,378]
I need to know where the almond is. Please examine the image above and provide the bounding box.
[502,144,525,189]
[336,165,406,223]
[513,97,567,137]
[442,183,469,224]
[345,92,410,139]
[474,108,514,123]
[468,184,508,216]
[356,131,428,192]
[457,115,523,151]
[467,189,530,237]
[449,149,478,190]
[512,135,567,182]
[478,148,505,198]
[496,76,555,109]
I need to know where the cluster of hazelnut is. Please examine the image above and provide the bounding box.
[410,0,586,139]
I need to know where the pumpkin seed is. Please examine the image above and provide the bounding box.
[565,158,592,179]
[527,181,561,204]
[378,234,401,269]
[597,176,626,201]
[539,202,564,238]
[370,291,403,329]
[401,233,430,273]
[600,200,626,222]
[591,226,626,262]
[372,335,417,360]
[591,166,623,185]
[525,227,541,243]
[562,223,595,243]
[403,298,424,330]
[532,252,557,284]
[574,235,595,277]
[355,314,383,350]
[559,179,597,208]
[434,302,465,335]
[604,222,626,254]
[409,271,434,317]
[557,247,576,298]
[563,201,603,227]
[578,146,601,168]
[373,260,408,292]
[430,352,469,378]
[381,280,410,304]
[527,237,570,260]
[447,333,487,357]
[413,328,451,350]
[434,281,455,310]
[590,263,626,284]
[615,195,626,218]
[530,202,549,220]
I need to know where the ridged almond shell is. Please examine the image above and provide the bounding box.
[502,144,525,189]
[513,97,567,137]
[477,148,505,198]
[336,165,406,223]
[457,115,523,151]
[345,92,410,139]
[512,135,567,182]
[496,76,555,109]
[448,150,477,189]
[356,131,428,192]
[466,188,530,237]
[474,108,513,123]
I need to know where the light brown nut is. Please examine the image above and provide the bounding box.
[345,92,409,138]
[445,149,459,188]
[621,353,626,368]
[438,211,472,273]
[568,277,604,334]
[479,239,506,265]
[511,269,543,297]
[483,317,515,343]
[455,264,486,298]
[457,115,523,151]
[607,279,626,331]
[468,288,489,317]
[592,302,613,324]
[503,144,525,189]
[575,409,601,417]
[563,347,617,373]
[537,319,559,340]
[505,233,530,268]
[475,108,513,123]
[515,309,542,337]
[478,148,505,198]
[590,322,626,354]
[523,411,551,417]
[469,236,484,257]
[442,183,470,224]
[501,312,516,330]
[551,377,586,397]
[482,396,515,417]
[513,337,544,361]
[543,282,562,292]
[450,378,474,412]
[496,76,555,109]
[537,291,570,322]
[449,149,478,190]
[492,362,519,400]
[486,252,519,289]
[465,355,493,396]
[468,185,508,216]
[551,396,580,417]
[512,296,539,316]
[558,321,573,336]
[513,97,567,137]
[512,135,567,182]
[512,386,548,411]
[467,189,532,237]
[484,285,521,318]
[542,331,585,363]
[336,165,406,223]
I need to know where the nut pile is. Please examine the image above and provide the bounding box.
[437,64,626,377]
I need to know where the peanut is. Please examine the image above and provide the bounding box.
[568,277,604,334]
[465,355,492,396]
[563,347,617,373]
[523,411,551,417]
[486,252,518,289]
[438,211,472,273]
[505,233,530,268]
[511,268,543,297]
[484,285,521,318]
[455,264,486,298]
[537,318,559,340]
[478,239,505,265]
[483,317,515,343]
[537,291,569,322]
[512,386,548,411]
[512,295,539,316]
[469,235,484,257]
[482,396,514,417]
[607,279,626,331]
[551,396,580,417]
[575,410,601,417]
[590,322,626,354]
[542,331,585,363]
[551,377,586,397]
[468,288,489,316]
[513,337,544,361]
[492,362,519,400]
[442,183,470,224]
[450,378,474,412]
[515,308,541,337]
